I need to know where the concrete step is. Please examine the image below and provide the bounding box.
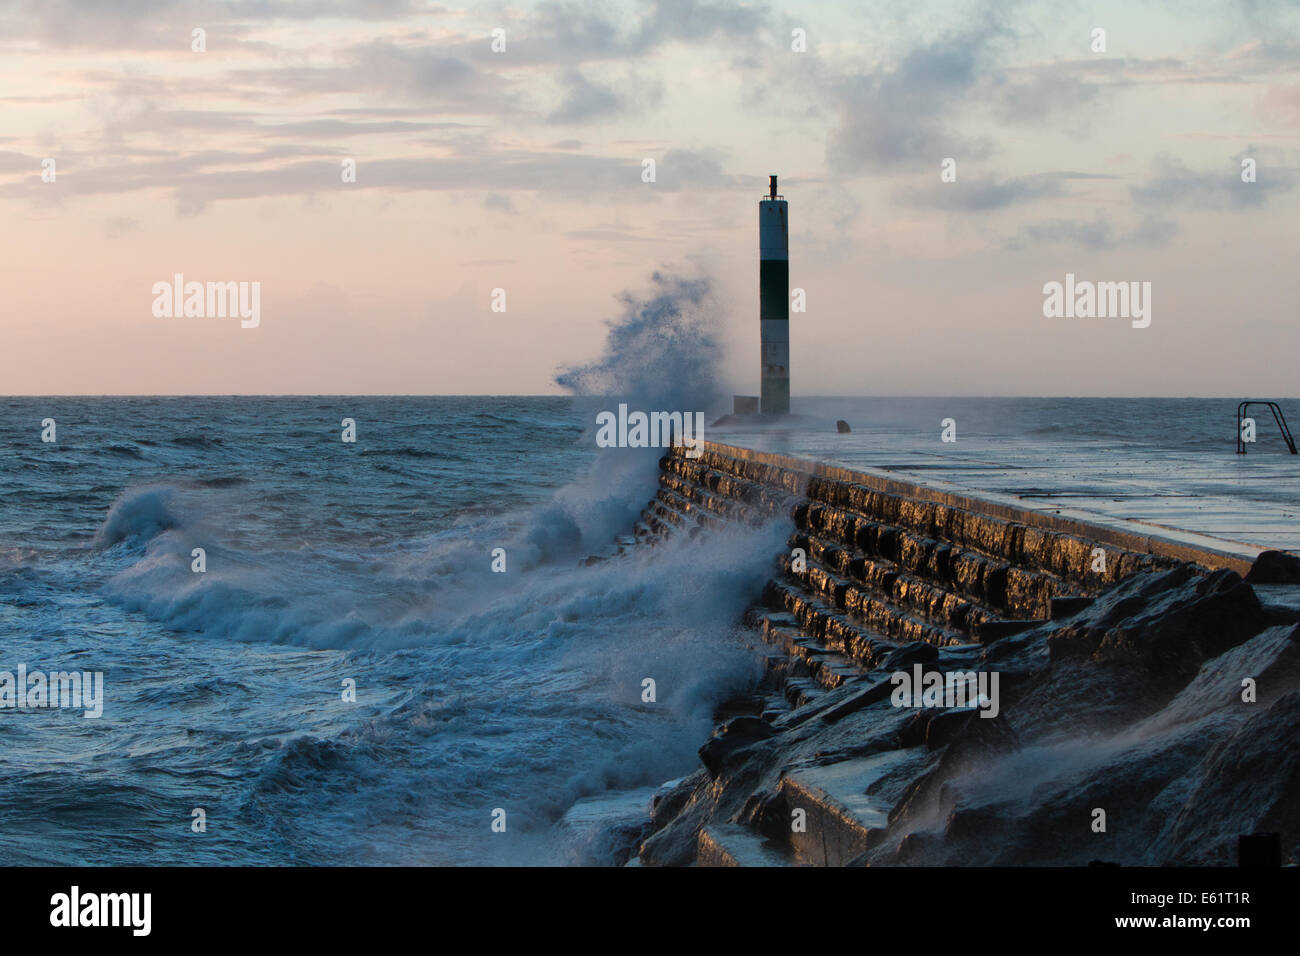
[785,553,993,638]
[795,482,1157,592]
[656,477,739,524]
[754,590,894,668]
[791,529,1015,625]
[688,449,808,497]
[760,691,792,722]
[650,499,685,528]
[660,457,794,520]
[782,676,825,709]
[765,579,963,659]
[794,508,1066,619]
[779,749,928,866]
[758,624,862,690]
[697,824,795,867]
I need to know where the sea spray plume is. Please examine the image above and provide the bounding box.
[527,269,727,563]
[554,269,723,413]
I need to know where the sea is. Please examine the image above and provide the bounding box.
[0,395,1295,865]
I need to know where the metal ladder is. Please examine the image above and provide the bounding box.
[1237,401,1298,455]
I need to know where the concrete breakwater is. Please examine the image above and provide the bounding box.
[628,442,1300,866]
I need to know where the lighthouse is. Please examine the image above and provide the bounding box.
[759,175,789,415]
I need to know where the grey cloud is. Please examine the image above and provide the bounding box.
[1130,153,1297,210]
[826,10,1015,171]
[1006,215,1179,251]
[1,1,265,51]
[548,70,625,124]
[655,148,754,191]
[0,0,433,49]
[104,216,142,238]
[628,0,767,50]
[987,65,1105,124]
[0,150,39,173]
[104,106,479,141]
[154,150,654,211]
[6,142,753,214]
[897,170,1121,212]
[547,69,663,124]
[224,0,434,19]
[226,40,510,110]
[897,173,1065,211]
[489,0,769,67]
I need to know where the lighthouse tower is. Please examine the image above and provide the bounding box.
[759,175,789,415]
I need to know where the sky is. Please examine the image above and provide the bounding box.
[0,0,1297,396]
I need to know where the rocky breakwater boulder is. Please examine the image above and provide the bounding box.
[637,564,1300,866]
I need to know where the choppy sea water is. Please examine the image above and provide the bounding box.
[0,396,781,865]
[1,395,1296,865]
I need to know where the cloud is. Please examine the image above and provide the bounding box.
[0,0,438,50]
[548,69,630,124]
[897,172,1067,211]
[825,9,1017,171]
[986,63,1105,124]
[104,216,142,238]
[225,39,514,114]
[1005,215,1179,251]
[1130,152,1298,210]
[501,0,768,66]
[0,150,38,173]
[483,192,516,213]
[654,147,750,191]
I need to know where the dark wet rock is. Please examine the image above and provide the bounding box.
[698,716,778,779]
[819,675,896,724]
[924,707,984,749]
[1047,567,1266,692]
[972,619,1039,643]
[943,803,1003,843]
[887,711,1020,829]
[1049,595,1095,619]
[880,641,939,670]
[836,420,851,434]
[897,708,947,749]
[810,736,898,765]
[1246,550,1300,585]
[712,692,767,722]
[647,556,1293,865]
[738,789,789,841]
[650,772,704,828]
[1161,690,1300,864]
[893,830,938,863]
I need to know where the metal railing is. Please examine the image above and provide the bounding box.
[1236,401,1298,455]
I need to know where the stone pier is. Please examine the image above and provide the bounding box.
[630,441,1300,867]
